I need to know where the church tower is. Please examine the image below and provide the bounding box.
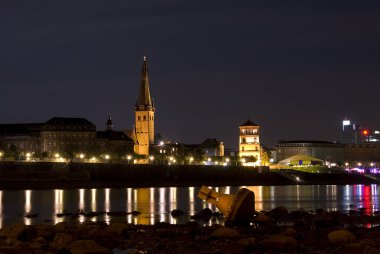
[134,56,155,157]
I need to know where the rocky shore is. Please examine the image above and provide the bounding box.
[1,207,380,253]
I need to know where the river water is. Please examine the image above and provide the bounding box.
[0,184,379,228]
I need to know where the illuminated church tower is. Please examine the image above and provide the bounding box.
[134,56,155,157]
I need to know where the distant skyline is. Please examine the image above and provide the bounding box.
[1,1,380,149]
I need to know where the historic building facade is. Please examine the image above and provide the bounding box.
[133,56,155,157]
[276,140,344,163]
[239,120,262,165]
[0,117,96,158]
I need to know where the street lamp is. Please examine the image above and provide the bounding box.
[26,153,31,161]
[79,153,85,159]
[149,156,154,163]
[105,154,110,160]
[189,157,194,164]
[127,155,132,164]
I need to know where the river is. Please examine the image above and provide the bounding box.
[0,184,378,228]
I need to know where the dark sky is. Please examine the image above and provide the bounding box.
[1,1,380,149]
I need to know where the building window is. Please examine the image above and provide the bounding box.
[143,116,146,120]
[242,146,245,151]
[138,116,141,120]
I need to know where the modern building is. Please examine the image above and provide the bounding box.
[276,140,344,163]
[133,56,155,157]
[238,119,262,165]
[341,118,380,144]
[341,118,361,144]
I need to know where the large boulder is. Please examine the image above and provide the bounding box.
[328,229,356,246]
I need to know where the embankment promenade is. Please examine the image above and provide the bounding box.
[0,162,377,190]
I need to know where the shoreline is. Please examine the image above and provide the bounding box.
[0,161,377,190]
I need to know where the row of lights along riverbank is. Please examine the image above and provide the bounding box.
[0,150,241,166]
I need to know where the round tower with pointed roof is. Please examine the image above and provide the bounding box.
[239,119,262,165]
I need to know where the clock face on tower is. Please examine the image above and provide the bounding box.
[139,106,145,110]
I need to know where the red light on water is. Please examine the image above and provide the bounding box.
[363,130,369,135]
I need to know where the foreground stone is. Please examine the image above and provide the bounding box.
[0,208,379,253]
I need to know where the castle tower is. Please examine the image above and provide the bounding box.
[134,56,155,156]
[239,119,261,165]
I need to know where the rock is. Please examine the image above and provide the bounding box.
[5,237,21,246]
[253,213,272,227]
[34,224,56,240]
[131,211,141,216]
[191,208,212,221]
[0,223,27,239]
[17,225,37,242]
[77,223,103,239]
[54,221,71,232]
[106,223,132,235]
[69,239,108,254]
[170,209,184,217]
[51,232,74,249]
[260,234,297,250]
[328,229,356,245]
[288,210,312,222]
[266,206,288,223]
[210,227,239,238]
[30,236,48,249]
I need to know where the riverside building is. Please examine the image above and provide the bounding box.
[238,119,262,166]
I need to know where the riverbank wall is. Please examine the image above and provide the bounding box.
[0,161,376,190]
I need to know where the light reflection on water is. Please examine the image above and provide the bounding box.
[0,184,379,228]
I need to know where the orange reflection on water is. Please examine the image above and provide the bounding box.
[54,189,64,224]
[24,190,32,225]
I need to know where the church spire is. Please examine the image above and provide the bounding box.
[137,56,153,110]
[106,114,113,131]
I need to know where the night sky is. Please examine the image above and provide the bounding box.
[1,1,380,149]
